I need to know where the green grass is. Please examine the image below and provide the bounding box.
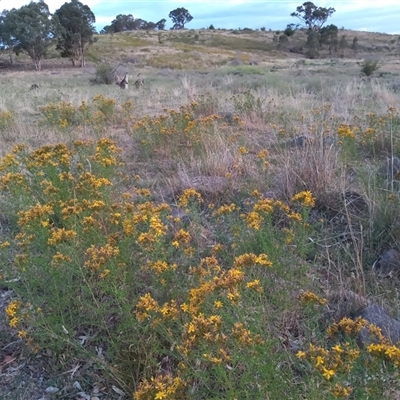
[1,29,400,398]
[207,35,275,52]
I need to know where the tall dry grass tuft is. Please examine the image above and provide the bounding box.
[273,140,342,209]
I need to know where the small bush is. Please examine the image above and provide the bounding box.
[0,111,15,131]
[284,26,296,37]
[92,60,116,85]
[361,59,380,76]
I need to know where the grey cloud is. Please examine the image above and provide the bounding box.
[91,1,399,34]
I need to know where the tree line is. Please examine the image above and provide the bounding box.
[0,1,193,71]
[0,1,371,71]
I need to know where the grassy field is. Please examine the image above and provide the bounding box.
[1,28,400,399]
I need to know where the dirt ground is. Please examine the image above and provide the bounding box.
[0,288,52,400]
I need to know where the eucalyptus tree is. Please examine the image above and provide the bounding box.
[54,0,96,67]
[291,2,336,31]
[7,1,55,71]
[0,10,18,64]
[168,7,193,30]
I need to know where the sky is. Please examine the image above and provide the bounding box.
[1,0,400,34]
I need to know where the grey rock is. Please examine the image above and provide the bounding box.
[288,135,336,148]
[356,304,400,345]
[325,290,369,321]
[289,135,314,148]
[343,190,369,217]
[228,58,243,66]
[373,248,400,276]
[171,207,189,221]
[219,112,235,125]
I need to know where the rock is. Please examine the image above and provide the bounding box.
[373,248,400,276]
[326,291,400,345]
[170,207,189,221]
[228,58,243,66]
[289,135,314,148]
[219,112,235,125]
[342,190,368,217]
[45,386,60,394]
[288,135,336,148]
[356,304,400,345]
[325,290,369,321]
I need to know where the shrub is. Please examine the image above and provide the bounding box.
[284,25,296,37]
[0,111,15,131]
[92,60,116,85]
[0,138,316,398]
[361,59,380,76]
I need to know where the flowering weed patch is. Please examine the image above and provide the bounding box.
[297,294,400,398]
[129,101,242,161]
[337,107,400,157]
[0,136,320,397]
[0,110,15,131]
[2,72,400,398]
[39,96,134,132]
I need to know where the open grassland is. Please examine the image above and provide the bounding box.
[1,29,400,399]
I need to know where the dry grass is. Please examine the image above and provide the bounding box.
[1,28,400,398]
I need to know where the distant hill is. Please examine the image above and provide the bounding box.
[1,28,398,71]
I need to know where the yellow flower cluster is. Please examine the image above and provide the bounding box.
[92,137,121,167]
[337,124,356,139]
[29,143,71,167]
[39,96,129,131]
[5,300,21,328]
[134,374,186,400]
[130,101,230,161]
[76,172,112,191]
[330,383,352,398]
[178,188,203,208]
[5,300,32,345]
[143,260,178,275]
[172,228,191,247]
[84,243,120,272]
[18,203,54,227]
[0,172,26,190]
[298,313,400,397]
[39,101,76,127]
[232,322,264,346]
[297,342,359,381]
[134,249,271,396]
[257,149,270,167]
[51,252,72,266]
[234,253,272,268]
[135,293,160,322]
[48,228,77,246]
[213,203,236,216]
[291,191,316,208]
[241,194,307,234]
[0,153,18,172]
[299,290,328,306]
[327,316,368,337]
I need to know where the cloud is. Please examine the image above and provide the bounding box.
[1,0,102,12]
[0,1,398,34]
